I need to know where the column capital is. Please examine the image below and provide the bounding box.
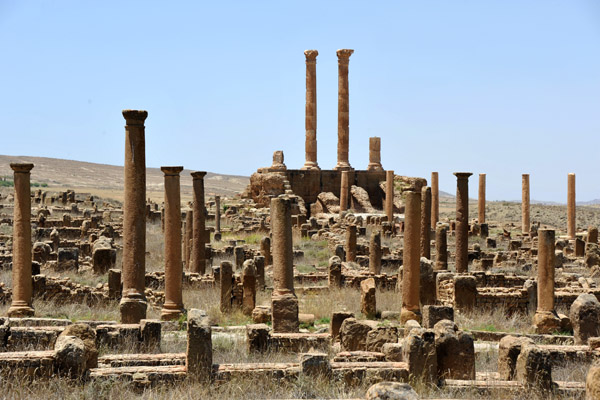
[304,49,318,62]
[10,163,34,173]
[122,109,148,125]
[336,49,354,61]
[161,166,183,176]
[453,172,473,179]
[191,171,207,179]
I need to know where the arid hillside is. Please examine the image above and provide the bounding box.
[0,155,249,202]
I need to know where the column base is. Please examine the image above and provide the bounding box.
[400,307,421,325]
[367,163,383,171]
[333,163,353,171]
[120,296,147,324]
[161,303,185,321]
[301,162,320,171]
[7,303,34,318]
[272,292,299,333]
[533,310,561,334]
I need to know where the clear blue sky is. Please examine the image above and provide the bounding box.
[1,1,599,202]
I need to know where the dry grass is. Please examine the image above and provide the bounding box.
[455,306,535,334]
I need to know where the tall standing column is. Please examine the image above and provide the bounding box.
[522,174,530,235]
[214,195,221,241]
[191,171,207,274]
[270,196,298,332]
[434,224,448,270]
[533,229,560,333]
[7,163,34,317]
[367,137,383,171]
[161,166,185,321]
[340,171,349,212]
[454,172,472,273]
[420,186,432,259]
[334,49,354,171]
[184,209,193,269]
[431,172,439,227]
[302,50,319,170]
[120,110,148,323]
[346,224,357,262]
[568,173,576,239]
[369,231,382,274]
[401,190,422,324]
[478,173,486,224]
[385,170,394,223]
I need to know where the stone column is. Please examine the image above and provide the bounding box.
[302,50,319,170]
[120,110,148,323]
[588,227,598,244]
[435,224,448,270]
[533,229,560,333]
[421,186,432,259]
[385,170,394,223]
[340,171,349,212]
[346,224,357,262]
[369,230,382,274]
[454,172,472,273]
[522,174,530,235]
[160,166,185,321]
[401,190,421,324]
[334,49,354,171]
[431,172,439,227]
[214,195,221,241]
[184,209,193,269]
[242,260,256,316]
[220,261,233,312]
[367,137,383,171]
[191,171,207,274]
[478,173,486,224]
[568,173,576,239]
[7,163,35,317]
[260,236,272,266]
[270,196,298,332]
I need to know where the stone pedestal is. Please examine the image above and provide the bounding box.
[191,171,207,274]
[435,224,448,270]
[302,50,320,170]
[401,191,421,324]
[454,172,472,273]
[8,163,35,317]
[120,110,148,323]
[334,49,354,171]
[161,166,185,321]
[345,224,357,262]
[367,137,383,171]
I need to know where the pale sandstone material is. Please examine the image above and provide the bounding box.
[214,195,221,238]
[334,49,354,171]
[191,171,207,274]
[534,229,561,334]
[120,110,148,324]
[340,171,349,212]
[160,166,185,321]
[568,173,576,239]
[454,172,472,273]
[420,186,432,259]
[345,224,357,262]
[435,224,448,270]
[369,231,382,274]
[367,137,383,171]
[8,163,35,317]
[302,50,320,170]
[431,172,439,227]
[522,174,530,234]
[242,260,256,316]
[360,277,376,318]
[385,170,394,223]
[401,190,421,324]
[478,173,486,223]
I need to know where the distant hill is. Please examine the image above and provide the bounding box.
[0,155,249,199]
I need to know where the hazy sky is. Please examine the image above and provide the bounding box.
[1,1,599,202]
